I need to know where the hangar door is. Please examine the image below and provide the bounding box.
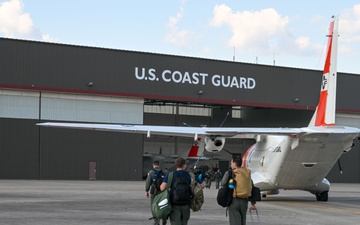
[38,92,145,180]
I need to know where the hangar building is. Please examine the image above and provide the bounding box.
[0,38,359,181]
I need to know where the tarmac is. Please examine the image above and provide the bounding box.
[0,180,359,225]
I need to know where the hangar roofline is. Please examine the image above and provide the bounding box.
[1,37,358,75]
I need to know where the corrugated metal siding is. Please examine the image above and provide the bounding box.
[0,90,39,119]
[0,89,144,180]
[1,38,359,112]
[39,127,143,180]
[41,93,143,123]
[338,74,360,112]
[327,139,360,183]
[0,38,359,182]
[336,113,360,128]
[0,119,39,179]
[327,113,360,182]
[0,118,144,180]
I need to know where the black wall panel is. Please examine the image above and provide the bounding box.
[0,118,143,180]
[0,38,359,182]
[0,119,39,179]
[39,126,143,180]
[0,38,359,113]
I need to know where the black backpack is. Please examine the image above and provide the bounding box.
[152,169,165,194]
[217,170,233,207]
[170,171,192,205]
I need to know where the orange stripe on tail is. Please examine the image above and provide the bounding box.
[187,138,201,157]
[311,18,337,127]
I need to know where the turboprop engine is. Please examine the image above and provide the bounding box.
[204,136,225,152]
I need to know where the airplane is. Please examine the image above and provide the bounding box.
[38,16,360,201]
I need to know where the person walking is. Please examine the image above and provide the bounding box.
[215,169,222,189]
[204,169,212,189]
[160,157,204,225]
[221,155,254,225]
[145,161,167,225]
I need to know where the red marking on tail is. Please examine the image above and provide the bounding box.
[314,19,336,127]
[315,92,329,126]
[187,138,201,157]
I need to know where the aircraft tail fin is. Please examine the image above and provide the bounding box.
[182,138,204,158]
[308,16,338,127]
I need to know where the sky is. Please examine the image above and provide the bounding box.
[1,0,360,74]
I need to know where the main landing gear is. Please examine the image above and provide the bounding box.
[315,191,328,201]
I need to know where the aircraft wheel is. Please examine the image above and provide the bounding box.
[316,191,328,202]
[262,194,267,198]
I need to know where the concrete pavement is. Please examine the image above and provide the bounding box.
[0,180,359,225]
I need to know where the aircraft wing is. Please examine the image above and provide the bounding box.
[37,122,304,139]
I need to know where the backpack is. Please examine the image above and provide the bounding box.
[233,168,252,199]
[151,172,173,220]
[249,185,261,202]
[216,172,222,180]
[189,173,204,212]
[217,170,233,207]
[170,171,192,205]
[152,169,165,194]
[205,171,211,179]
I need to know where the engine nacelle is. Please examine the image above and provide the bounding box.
[204,137,225,152]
